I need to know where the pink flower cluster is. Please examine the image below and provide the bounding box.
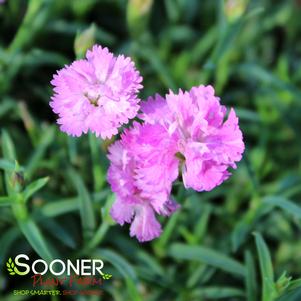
[108,86,244,242]
[50,45,244,242]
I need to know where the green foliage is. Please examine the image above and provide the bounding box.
[1,0,301,300]
[169,243,246,277]
[254,232,277,301]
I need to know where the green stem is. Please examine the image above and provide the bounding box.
[89,133,105,191]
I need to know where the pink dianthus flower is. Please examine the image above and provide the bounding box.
[108,85,244,242]
[140,85,245,191]
[50,45,143,139]
[108,122,180,242]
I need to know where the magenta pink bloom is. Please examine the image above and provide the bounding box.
[140,85,245,191]
[108,85,244,242]
[50,45,143,139]
[108,122,180,242]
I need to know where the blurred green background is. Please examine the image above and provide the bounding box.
[1,0,301,300]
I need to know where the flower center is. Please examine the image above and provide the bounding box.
[175,152,185,162]
[84,92,101,107]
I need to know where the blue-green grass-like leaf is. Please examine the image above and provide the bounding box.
[169,243,246,277]
[23,177,49,202]
[263,196,301,220]
[68,169,96,241]
[94,249,141,301]
[245,250,258,301]
[253,232,277,301]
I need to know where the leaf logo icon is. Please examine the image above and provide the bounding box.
[101,273,112,280]
[6,258,16,275]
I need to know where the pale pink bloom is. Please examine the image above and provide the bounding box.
[50,45,142,139]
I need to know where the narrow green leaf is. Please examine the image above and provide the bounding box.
[0,196,15,206]
[169,243,245,277]
[124,278,142,301]
[155,211,180,256]
[191,27,217,64]
[235,108,261,122]
[38,191,109,218]
[231,201,272,252]
[23,49,68,68]
[83,194,114,251]
[236,63,301,100]
[1,130,16,161]
[0,159,16,171]
[134,46,176,90]
[192,286,245,299]
[253,232,276,301]
[9,0,54,53]
[263,196,301,219]
[40,199,79,217]
[245,250,258,301]
[287,278,301,291]
[275,272,292,295]
[89,133,105,191]
[187,265,215,288]
[194,204,212,243]
[18,219,53,262]
[86,222,110,251]
[208,7,264,66]
[94,249,141,301]
[26,126,55,177]
[96,248,137,280]
[67,136,78,164]
[137,251,165,277]
[47,20,115,45]
[0,98,15,118]
[0,228,20,270]
[68,169,96,241]
[275,287,301,301]
[39,216,77,249]
[164,0,180,22]
[1,130,17,196]
[23,177,49,201]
